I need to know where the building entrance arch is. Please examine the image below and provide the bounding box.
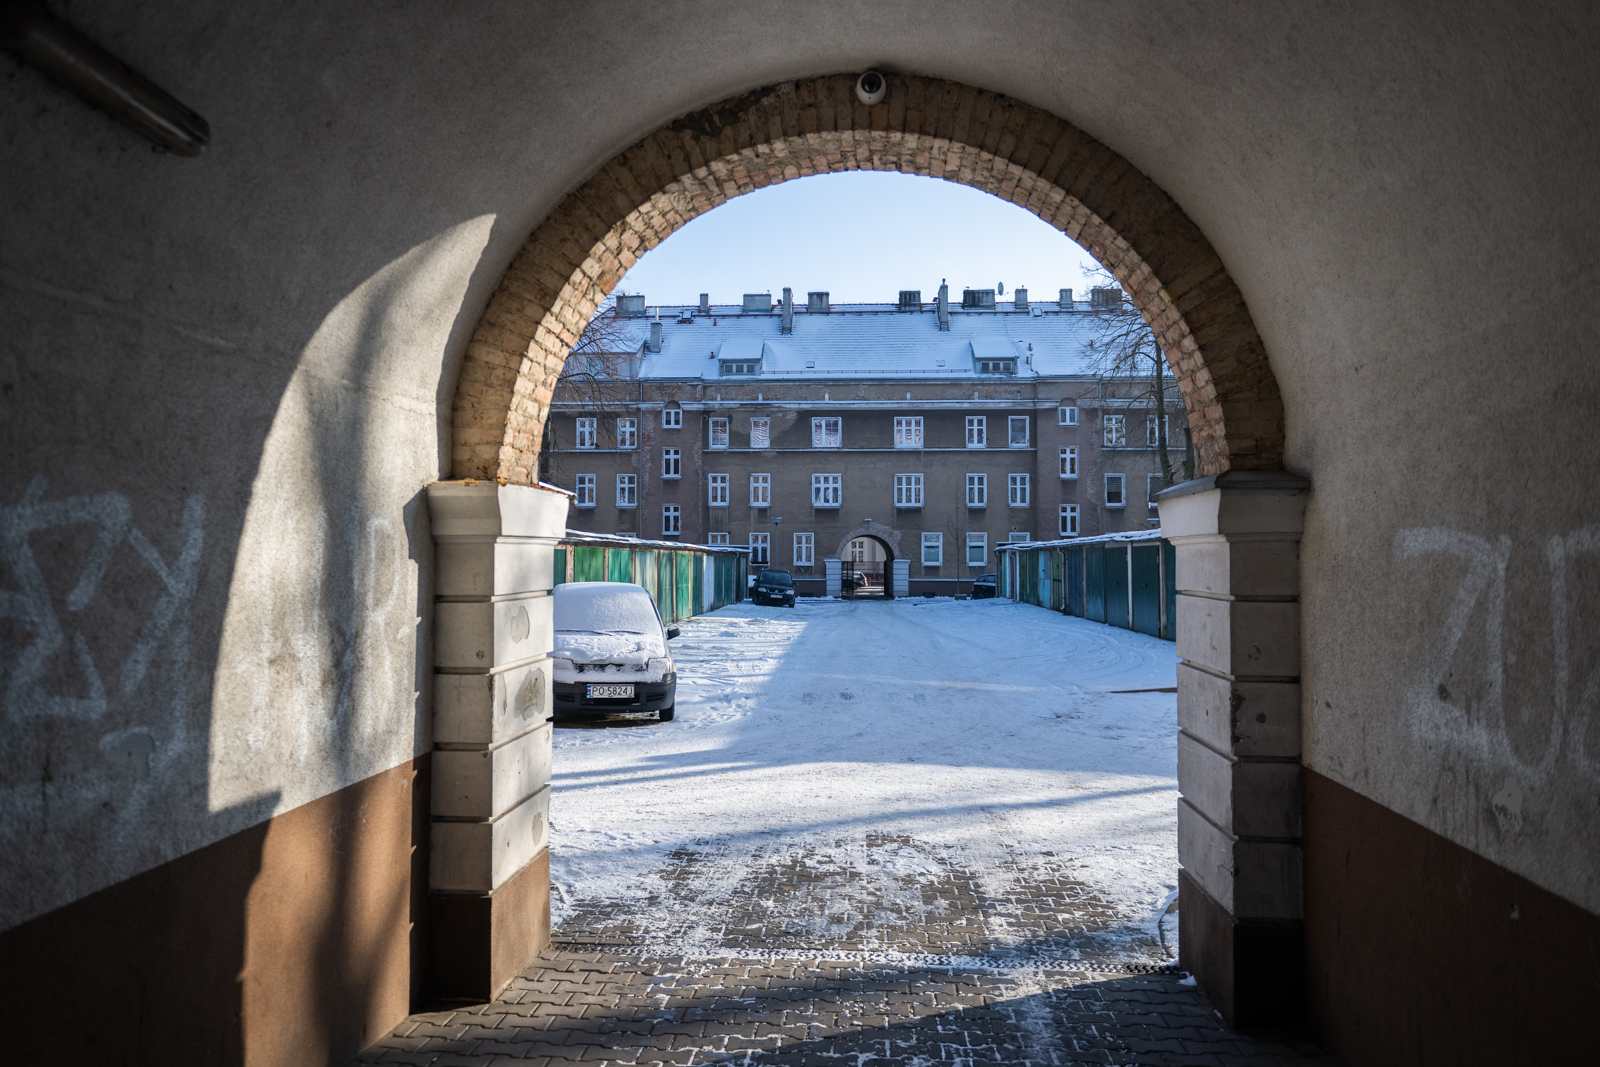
[834,522,899,599]
[443,72,1299,1024]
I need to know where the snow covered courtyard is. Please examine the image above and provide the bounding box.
[548,596,1181,967]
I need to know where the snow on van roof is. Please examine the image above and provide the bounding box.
[554,582,662,634]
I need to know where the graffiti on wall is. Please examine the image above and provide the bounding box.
[1396,527,1600,805]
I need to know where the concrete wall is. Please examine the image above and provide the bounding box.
[0,2,1595,1062]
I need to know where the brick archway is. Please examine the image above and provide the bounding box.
[451,74,1284,485]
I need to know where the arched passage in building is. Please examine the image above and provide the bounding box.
[835,523,898,598]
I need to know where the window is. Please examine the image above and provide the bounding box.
[707,531,729,545]
[1104,414,1126,448]
[709,417,729,449]
[616,418,637,449]
[662,504,681,535]
[750,418,770,448]
[921,532,943,566]
[1105,473,1126,508]
[662,408,682,429]
[965,416,986,447]
[720,361,759,376]
[576,417,597,449]
[1008,416,1029,447]
[812,473,841,507]
[794,532,814,566]
[662,448,681,478]
[894,473,924,508]
[574,473,595,507]
[1059,446,1079,478]
[812,416,841,448]
[1060,504,1079,536]
[707,473,729,507]
[1008,473,1031,507]
[616,474,637,507]
[1147,414,1171,447]
[749,532,770,565]
[1058,406,1079,426]
[894,416,924,448]
[977,359,1015,374]
[966,532,987,566]
[1009,531,1030,542]
[1148,473,1165,509]
[966,473,987,507]
[750,473,770,507]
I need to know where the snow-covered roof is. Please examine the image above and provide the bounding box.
[610,299,1112,381]
[995,529,1165,553]
[563,529,751,554]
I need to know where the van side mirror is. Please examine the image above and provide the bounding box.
[666,626,680,640]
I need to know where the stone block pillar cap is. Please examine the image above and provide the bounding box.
[1154,470,1309,504]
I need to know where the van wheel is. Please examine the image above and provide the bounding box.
[659,707,675,722]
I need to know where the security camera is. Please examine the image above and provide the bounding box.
[855,70,886,106]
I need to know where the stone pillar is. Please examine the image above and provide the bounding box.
[1156,470,1309,1028]
[426,481,569,1000]
[891,558,910,598]
[824,557,842,598]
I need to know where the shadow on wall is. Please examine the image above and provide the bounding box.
[0,215,501,1064]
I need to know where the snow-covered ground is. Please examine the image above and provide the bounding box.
[548,596,1180,963]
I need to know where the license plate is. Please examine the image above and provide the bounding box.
[586,683,635,699]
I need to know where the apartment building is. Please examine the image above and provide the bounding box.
[545,285,1184,595]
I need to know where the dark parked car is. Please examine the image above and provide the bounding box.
[752,569,796,607]
[971,573,998,599]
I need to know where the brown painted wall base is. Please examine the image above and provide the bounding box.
[0,756,429,1067]
[428,848,550,1001]
[1304,769,1600,1065]
[1178,868,1305,1028]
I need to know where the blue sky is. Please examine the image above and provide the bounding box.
[613,171,1103,307]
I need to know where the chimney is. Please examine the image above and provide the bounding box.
[1058,288,1073,308]
[781,287,793,334]
[1014,287,1028,309]
[937,280,950,331]
[808,291,830,313]
[648,321,662,352]
[617,293,646,317]
[699,293,710,314]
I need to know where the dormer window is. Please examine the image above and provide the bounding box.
[720,361,760,376]
[977,359,1015,374]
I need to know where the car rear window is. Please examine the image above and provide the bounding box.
[554,583,661,633]
[758,571,793,585]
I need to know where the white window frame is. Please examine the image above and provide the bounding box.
[662,504,681,535]
[1008,416,1030,448]
[1009,531,1031,543]
[709,417,729,449]
[662,448,681,478]
[750,417,770,448]
[1147,414,1171,447]
[576,417,597,449]
[1104,414,1126,448]
[574,473,596,508]
[893,416,924,448]
[616,418,638,449]
[662,408,682,429]
[1105,472,1127,508]
[966,532,987,567]
[707,531,729,545]
[1008,473,1031,508]
[616,474,637,508]
[811,473,841,508]
[894,473,924,508]
[794,532,814,567]
[921,531,943,567]
[1060,504,1079,536]
[750,472,771,507]
[966,473,987,508]
[1059,446,1079,478]
[708,473,729,507]
[812,416,842,448]
[965,416,986,448]
[1058,406,1079,426]
[749,532,770,566]
[1148,473,1165,509]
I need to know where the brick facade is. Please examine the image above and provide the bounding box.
[451,75,1284,486]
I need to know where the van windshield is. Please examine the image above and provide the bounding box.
[554,583,661,634]
[758,571,793,586]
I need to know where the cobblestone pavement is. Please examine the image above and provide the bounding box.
[356,835,1335,1066]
